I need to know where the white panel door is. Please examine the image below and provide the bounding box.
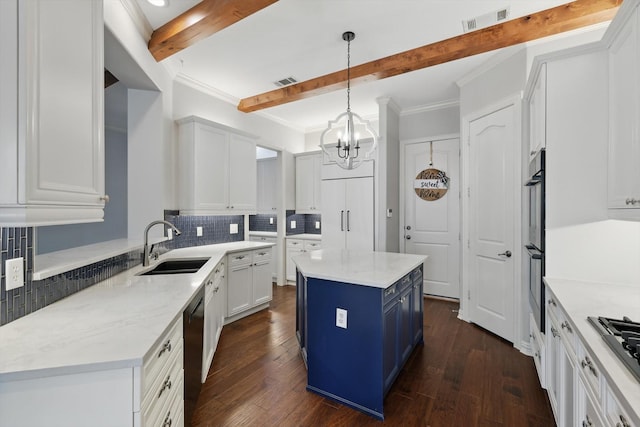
[320,179,347,250]
[468,105,516,343]
[229,134,256,211]
[404,139,460,299]
[345,177,374,251]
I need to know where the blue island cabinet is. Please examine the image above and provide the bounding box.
[296,265,423,420]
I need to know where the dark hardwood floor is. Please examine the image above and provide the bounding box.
[192,285,555,426]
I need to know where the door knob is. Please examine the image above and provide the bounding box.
[498,250,512,258]
[405,235,411,240]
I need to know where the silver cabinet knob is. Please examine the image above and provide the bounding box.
[405,235,411,240]
[99,195,110,203]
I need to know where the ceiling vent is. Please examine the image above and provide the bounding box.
[274,76,298,87]
[462,7,510,33]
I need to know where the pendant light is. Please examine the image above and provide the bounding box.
[320,31,377,170]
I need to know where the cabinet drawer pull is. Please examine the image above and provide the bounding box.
[580,356,598,378]
[235,255,246,260]
[157,375,172,398]
[163,411,172,427]
[548,298,557,307]
[561,321,573,334]
[157,340,172,358]
[384,287,396,296]
[616,414,630,427]
[582,414,593,427]
[625,198,639,205]
[258,252,267,256]
[551,326,559,338]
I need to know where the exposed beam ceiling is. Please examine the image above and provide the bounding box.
[148,0,279,62]
[237,0,621,113]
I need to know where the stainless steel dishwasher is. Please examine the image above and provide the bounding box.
[183,287,204,426]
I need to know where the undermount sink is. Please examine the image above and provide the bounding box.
[138,258,210,276]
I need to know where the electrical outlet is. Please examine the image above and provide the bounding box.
[269,217,274,225]
[290,220,296,229]
[230,223,238,234]
[5,257,24,291]
[315,221,320,229]
[167,228,173,240]
[197,226,203,237]
[336,308,347,329]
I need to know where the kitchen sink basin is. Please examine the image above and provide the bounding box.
[138,258,210,276]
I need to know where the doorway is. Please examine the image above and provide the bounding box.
[401,136,461,300]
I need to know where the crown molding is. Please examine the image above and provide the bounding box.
[400,99,460,117]
[377,97,401,115]
[118,0,153,42]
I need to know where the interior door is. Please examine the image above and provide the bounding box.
[403,139,460,299]
[345,177,374,251]
[320,179,346,250]
[468,105,516,343]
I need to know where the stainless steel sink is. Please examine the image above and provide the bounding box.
[138,258,210,276]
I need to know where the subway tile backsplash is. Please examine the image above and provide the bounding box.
[283,211,321,235]
[248,214,277,233]
[162,213,244,249]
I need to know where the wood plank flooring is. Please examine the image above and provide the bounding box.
[192,285,555,426]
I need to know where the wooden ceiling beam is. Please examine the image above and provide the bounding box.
[237,0,621,113]
[148,0,279,62]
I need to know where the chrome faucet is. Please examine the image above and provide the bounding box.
[143,220,182,267]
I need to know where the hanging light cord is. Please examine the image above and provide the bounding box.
[346,36,351,114]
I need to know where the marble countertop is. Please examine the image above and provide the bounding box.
[544,277,640,423]
[292,250,426,288]
[286,233,322,240]
[0,241,273,382]
[248,231,277,237]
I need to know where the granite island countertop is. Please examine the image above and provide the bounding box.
[292,249,426,288]
[0,241,273,382]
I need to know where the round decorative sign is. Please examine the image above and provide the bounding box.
[414,168,450,201]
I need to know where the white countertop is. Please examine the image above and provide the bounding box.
[286,233,322,240]
[0,241,273,382]
[248,231,277,237]
[292,250,426,288]
[544,277,640,423]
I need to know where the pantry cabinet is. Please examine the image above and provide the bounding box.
[607,2,640,219]
[295,153,322,213]
[257,158,278,213]
[177,116,257,215]
[0,0,105,226]
[528,63,546,159]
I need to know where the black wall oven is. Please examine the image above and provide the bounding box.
[525,149,545,332]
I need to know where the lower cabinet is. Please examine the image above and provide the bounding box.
[286,238,322,282]
[0,317,184,427]
[226,248,273,321]
[203,259,225,382]
[249,234,278,280]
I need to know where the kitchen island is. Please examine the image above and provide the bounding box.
[293,250,427,420]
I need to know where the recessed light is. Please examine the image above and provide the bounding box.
[146,0,168,7]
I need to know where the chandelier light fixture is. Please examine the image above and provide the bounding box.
[320,31,377,170]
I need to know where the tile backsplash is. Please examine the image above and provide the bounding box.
[162,213,244,249]
[284,211,321,235]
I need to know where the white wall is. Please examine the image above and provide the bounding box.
[377,98,401,252]
[400,105,460,141]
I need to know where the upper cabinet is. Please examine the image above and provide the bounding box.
[295,153,322,213]
[0,0,105,226]
[528,63,547,159]
[177,116,257,215]
[607,1,640,219]
[256,157,277,213]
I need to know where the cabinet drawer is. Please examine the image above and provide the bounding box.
[546,293,577,356]
[577,340,603,402]
[228,250,253,267]
[398,274,412,292]
[250,235,276,243]
[142,317,183,399]
[304,240,322,251]
[529,313,545,388]
[411,267,423,285]
[578,374,606,427]
[142,342,183,425]
[253,247,272,263]
[383,283,399,306]
[286,239,304,249]
[604,386,636,427]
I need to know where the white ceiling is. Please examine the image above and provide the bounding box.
[133,0,586,132]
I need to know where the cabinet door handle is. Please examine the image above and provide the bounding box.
[561,321,573,334]
[347,210,351,231]
[582,414,593,427]
[550,326,559,338]
[157,339,172,358]
[581,356,598,378]
[158,375,172,398]
[163,411,172,427]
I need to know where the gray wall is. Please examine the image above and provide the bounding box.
[400,105,460,141]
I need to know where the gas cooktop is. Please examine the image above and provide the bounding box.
[589,316,640,382]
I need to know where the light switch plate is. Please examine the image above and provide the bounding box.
[197,226,203,237]
[269,217,274,224]
[336,308,347,329]
[290,220,296,229]
[230,223,238,234]
[315,221,320,229]
[167,229,173,240]
[5,257,24,291]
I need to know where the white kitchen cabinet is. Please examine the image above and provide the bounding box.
[257,158,278,213]
[177,116,257,215]
[528,63,547,159]
[250,234,278,280]
[203,259,225,382]
[321,177,374,251]
[295,153,322,213]
[0,317,184,426]
[607,2,640,219]
[529,313,546,389]
[0,0,105,226]
[226,247,273,321]
[286,237,322,282]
